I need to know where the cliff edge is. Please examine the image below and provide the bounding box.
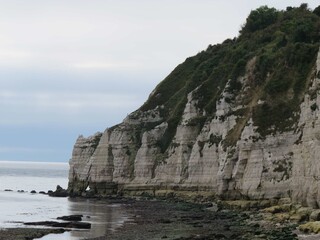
[68,5,320,207]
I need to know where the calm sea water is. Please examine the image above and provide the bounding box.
[0,161,131,240]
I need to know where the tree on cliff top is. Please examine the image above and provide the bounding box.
[241,6,278,33]
[313,5,320,16]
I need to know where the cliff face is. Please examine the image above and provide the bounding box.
[68,6,320,206]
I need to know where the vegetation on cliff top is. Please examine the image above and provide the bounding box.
[140,4,320,146]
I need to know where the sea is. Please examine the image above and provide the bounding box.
[0,161,131,240]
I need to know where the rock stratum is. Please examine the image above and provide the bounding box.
[68,5,320,207]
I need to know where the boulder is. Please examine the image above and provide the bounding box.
[57,215,83,221]
[310,210,320,221]
[48,185,68,197]
[24,221,91,229]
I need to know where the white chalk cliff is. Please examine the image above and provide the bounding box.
[68,6,320,206]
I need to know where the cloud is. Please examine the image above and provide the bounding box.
[72,61,142,70]
[0,48,34,67]
[0,90,143,126]
[0,147,54,153]
[0,90,141,108]
[0,90,141,111]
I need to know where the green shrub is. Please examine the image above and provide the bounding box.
[265,71,291,95]
[241,6,279,33]
[314,5,320,16]
[253,101,297,137]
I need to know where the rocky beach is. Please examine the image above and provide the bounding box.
[84,198,298,240]
[2,194,320,240]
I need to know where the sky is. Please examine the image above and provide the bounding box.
[0,1,319,163]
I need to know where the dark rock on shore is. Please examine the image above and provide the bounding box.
[0,228,67,240]
[24,220,91,229]
[57,215,83,221]
[48,185,68,197]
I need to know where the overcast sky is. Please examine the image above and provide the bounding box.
[0,0,319,162]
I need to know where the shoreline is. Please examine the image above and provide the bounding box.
[1,196,320,240]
